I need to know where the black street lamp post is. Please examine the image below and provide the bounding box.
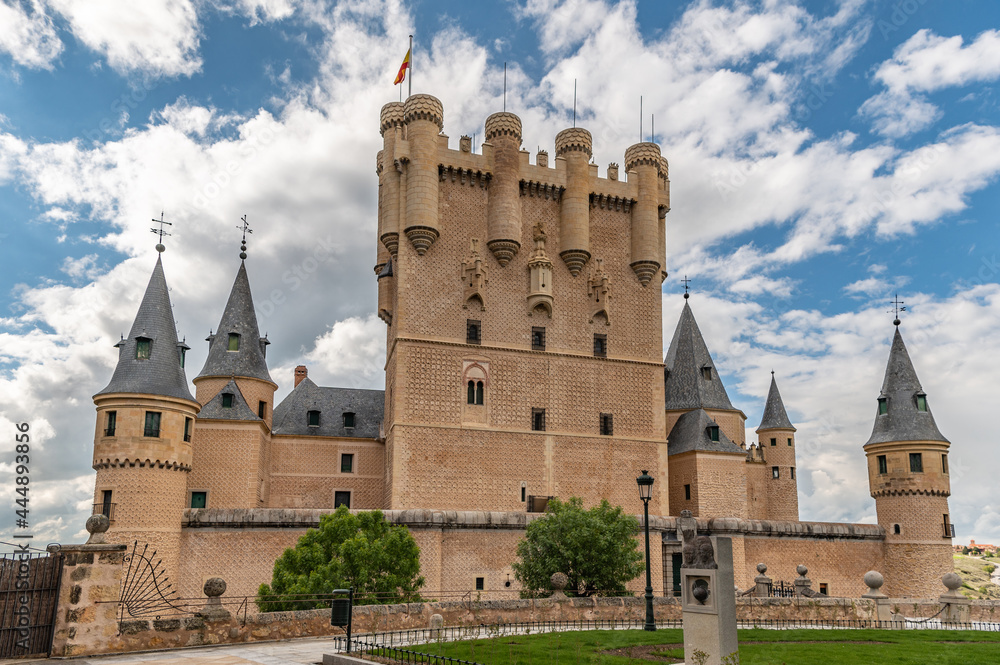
[637,469,655,631]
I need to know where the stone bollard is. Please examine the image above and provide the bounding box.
[549,572,569,600]
[939,572,971,624]
[198,577,231,621]
[861,571,896,623]
[753,563,772,598]
[793,565,813,597]
[429,613,444,639]
[48,515,128,657]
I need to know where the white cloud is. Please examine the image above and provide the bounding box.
[0,0,63,70]
[48,0,202,77]
[861,29,1000,137]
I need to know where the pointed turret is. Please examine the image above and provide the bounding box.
[196,261,272,383]
[96,255,195,402]
[865,327,947,446]
[757,374,795,432]
[664,301,734,411]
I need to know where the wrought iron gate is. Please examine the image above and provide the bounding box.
[0,552,61,658]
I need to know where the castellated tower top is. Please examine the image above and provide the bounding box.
[624,142,664,174]
[380,102,404,135]
[555,127,593,157]
[484,112,522,142]
[403,93,444,130]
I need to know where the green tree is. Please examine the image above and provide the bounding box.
[256,506,425,611]
[512,497,644,597]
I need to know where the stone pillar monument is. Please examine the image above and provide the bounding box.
[677,510,739,665]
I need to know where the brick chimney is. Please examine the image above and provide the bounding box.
[294,365,308,387]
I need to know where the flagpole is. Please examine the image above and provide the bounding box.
[408,34,413,99]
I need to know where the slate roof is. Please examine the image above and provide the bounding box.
[865,327,949,446]
[197,379,259,421]
[196,261,273,383]
[667,408,745,456]
[757,374,796,432]
[95,256,196,403]
[664,301,735,411]
[272,378,384,439]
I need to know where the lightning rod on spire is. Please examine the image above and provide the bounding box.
[238,215,253,260]
[151,211,172,253]
[889,293,906,326]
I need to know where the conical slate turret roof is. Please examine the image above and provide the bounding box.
[96,256,196,402]
[664,301,735,411]
[757,374,795,432]
[865,327,948,446]
[196,261,273,383]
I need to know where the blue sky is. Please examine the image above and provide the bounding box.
[1,0,999,548]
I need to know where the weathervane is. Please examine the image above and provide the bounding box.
[681,275,691,300]
[151,211,172,253]
[238,215,252,260]
[889,294,906,326]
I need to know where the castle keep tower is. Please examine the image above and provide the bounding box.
[864,323,953,597]
[377,98,670,513]
[92,250,201,581]
[754,374,799,521]
[189,251,276,509]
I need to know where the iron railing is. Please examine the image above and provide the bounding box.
[944,524,956,538]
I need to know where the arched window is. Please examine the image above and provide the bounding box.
[476,381,484,405]
[468,380,476,404]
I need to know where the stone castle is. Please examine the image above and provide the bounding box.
[90,94,955,601]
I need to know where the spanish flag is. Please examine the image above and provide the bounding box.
[394,49,411,85]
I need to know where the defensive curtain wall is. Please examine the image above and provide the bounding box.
[176,508,884,602]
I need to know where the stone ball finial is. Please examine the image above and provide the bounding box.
[756,563,768,575]
[796,565,808,577]
[87,514,110,535]
[864,571,884,590]
[550,572,568,591]
[942,572,962,592]
[204,577,227,598]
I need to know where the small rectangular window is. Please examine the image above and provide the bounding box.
[909,452,923,473]
[184,417,192,443]
[790,467,796,480]
[343,412,355,428]
[222,393,234,408]
[819,583,828,595]
[475,577,484,591]
[466,319,481,345]
[708,426,719,442]
[916,395,927,412]
[341,453,354,473]
[308,410,320,427]
[599,413,613,436]
[179,347,186,367]
[143,411,161,438]
[942,454,949,474]
[521,486,526,502]
[594,334,607,358]
[190,491,207,509]
[787,438,793,446]
[105,411,117,437]
[878,397,888,415]
[684,484,691,501]
[258,401,266,419]
[877,455,887,475]
[532,408,546,432]
[770,438,776,447]
[136,338,152,360]
[227,333,240,351]
[531,327,546,351]
[701,366,712,380]
[334,491,351,508]
[101,490,113,518]
[772,466,780,479]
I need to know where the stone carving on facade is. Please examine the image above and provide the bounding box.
[527,222,553,317]
[678,509,717,569]
[588,258,611,325]
[462,238,489,310]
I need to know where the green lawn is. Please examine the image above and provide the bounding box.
[403,627,1000,664]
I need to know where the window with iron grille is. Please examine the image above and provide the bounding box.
[184,417,192,443]
[341,453,354,473]
[334,491,351,508]
[877,455,887,475]
[599,413,613,436]
[476,577,485,591]
[594,334,607,357]
[105,411,117,437]
[770,438,776,446]
[532,408,545,432]
[466,319,481,345]
[143,411,161,438]
[531,327,546,351]
[909,452,923,473]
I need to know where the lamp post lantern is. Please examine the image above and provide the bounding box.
[637,469,655,631]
